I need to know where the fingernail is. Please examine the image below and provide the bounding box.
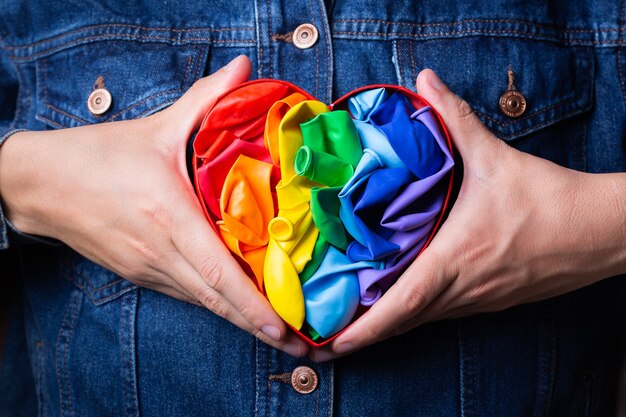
[427,72,444,91]
[334,342,353,354]
[261,325,281,342]
[283,343,304,357]
[222,55,243,72]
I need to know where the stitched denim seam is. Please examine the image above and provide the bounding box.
[266,0,273,78]
[458,319,478,417]
[331,32,623,47]
[332,18,623,42]
[3,24,254,51]
[305,0,319,98]
[191,47,208,83]
[182,54,193,90]
[121,291,139,417]
[618,0,626,101]
[330,29,623,47]
[317,0,334,102]
[254,338,259,417]
[60,263,135,303]
[37,342,47,417]
[391,40,403,86]
[9,60,23,127]
[408,39,416,83]
[45,104,89,125]
[474,96,579,127]
[315,384,320,417]
[483,107,591,140]
[43,89,181,127]
[333,29,565,41]
[333,18,614,32]
[36,114,64,129]
[255,0,263,78]
[265,344,269,417]
[10,36,254,62]
[327,364,333,417]
[108,89,181,120]
[55,290,82,417]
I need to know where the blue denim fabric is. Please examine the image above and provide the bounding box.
[1,0,626,415]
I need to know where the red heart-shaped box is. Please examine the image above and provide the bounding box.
[193,79,455,347]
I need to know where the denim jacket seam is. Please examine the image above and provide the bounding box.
[618,0,626,101]
[332,18,622,39]
[331,25,623,47]
[485,107,593,140]
[42,89,182,127]
[474,95,579,127]
[182,54,193,90]
[305,0,319,97]
[2,23,254,51]
[61,263,135,304]
[55,290,83,417]
[9,35,252,63]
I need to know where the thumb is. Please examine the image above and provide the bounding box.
[166,55,252,137]
[416,69,499,160]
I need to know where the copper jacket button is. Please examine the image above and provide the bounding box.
[292,23,318,49]
[87,88,112,116]
[499,89,527,118]
[291,366,318,394]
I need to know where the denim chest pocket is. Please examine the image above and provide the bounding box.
[393,37,593,156]
[35,40,209,128]
[59,248,136,306]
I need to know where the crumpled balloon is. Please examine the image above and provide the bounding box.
[194,81,454,342]
[348,92,455,306]
[263,100,329,330]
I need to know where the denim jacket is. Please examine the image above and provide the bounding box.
[1,1,625,416]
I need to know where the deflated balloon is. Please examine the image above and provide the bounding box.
[302,246,375,338]
[218,154,276,290]
[263,100,329,330]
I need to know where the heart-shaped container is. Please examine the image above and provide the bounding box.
[192,79,455,347]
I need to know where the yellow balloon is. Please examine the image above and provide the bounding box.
[263,100,329,329]
[263,239,305,329]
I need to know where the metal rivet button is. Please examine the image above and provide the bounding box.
[499,68,526,118]
[87,88,112,116]
[291,366,318,394]
[292,24,319,49]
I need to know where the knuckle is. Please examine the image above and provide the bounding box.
[196,286,230,318]
[363,324,386,342]
[454,95,475,120]
[131,239,162,267]
[399,288,428,317]
[139,201,173,232]
[198,256,225,289]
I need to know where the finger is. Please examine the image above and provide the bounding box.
[147,261,309,357]
[327,245,454,356]
[170,200,292,343]
[164,55,252,138]
[160,250,309,356]
[415,69,500,161]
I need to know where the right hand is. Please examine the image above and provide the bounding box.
[0,55,309,357]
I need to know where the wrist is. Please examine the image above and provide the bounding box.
[555,169,626,281]
[0,131,49,236]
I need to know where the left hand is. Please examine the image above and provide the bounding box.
[309,69,626,362]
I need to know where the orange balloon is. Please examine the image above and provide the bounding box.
[219,155,276,290]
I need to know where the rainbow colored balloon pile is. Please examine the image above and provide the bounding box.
[193,80,454,342]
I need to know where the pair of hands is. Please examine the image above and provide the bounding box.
[1,56,624,361]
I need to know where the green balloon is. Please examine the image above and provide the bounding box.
[300,235,329,284]
[310,186,349,250]
[294,145,354,187]
[299,110,363,168]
